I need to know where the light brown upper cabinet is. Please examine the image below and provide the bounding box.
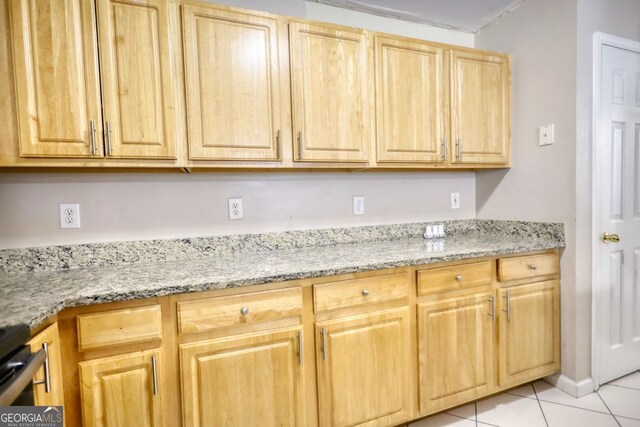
[7,0,178,160]
[289,21,372,163]
[9,0,102,157]
[450,49,510,164]
[96,0,177,159]
[375,36,448,163]
[182,4,287,162]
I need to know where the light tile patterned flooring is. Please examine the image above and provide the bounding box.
[409,371,640,427]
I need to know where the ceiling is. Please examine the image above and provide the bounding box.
[308,0,525,33]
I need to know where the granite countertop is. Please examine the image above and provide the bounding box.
[0,227,564,329]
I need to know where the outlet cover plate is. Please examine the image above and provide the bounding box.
[353,196,365,215]
[228,198,244,220]
[60,203,80,228]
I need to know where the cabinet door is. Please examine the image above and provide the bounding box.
[96,0,177,159]
[451,50,510,164]
[418,294,495,415]
[375,36,447,163]
[79,349,163,427]
[28,323,65,408]
[290,21,371,163]
[9,0,102,157]
[316,307,411,427]
[183,5,284,161]
[498,280,560,388]
[179,327,305,426]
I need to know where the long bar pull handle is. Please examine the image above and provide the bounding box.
[502,291,511,320]
[456,139,462,161]
[151,355,158,396]
[32,342,51,393]
[320,328,327,361]
[297,131,303,160]
[106,121,113,156]
[276,130,281,160]
[89,121,97,155]
[442,138,448,161]
[488,296,496,322]
[297,331,303,365]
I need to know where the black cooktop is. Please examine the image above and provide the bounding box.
[0,325,29,363]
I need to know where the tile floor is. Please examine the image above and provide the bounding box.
[409,370,640,427]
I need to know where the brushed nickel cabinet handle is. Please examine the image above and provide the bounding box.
[529,264,538,271]
[320,328,327,361]
[488,296,496,322]
[240,307,249,316]
[32,342,51,393]
[151,355,158,396]
[276,129,281,160]
[455,275,463,282]
[297,131,302,160]
[456,139,462,161]
[442,138,448,161]
[106,121,112,156]
[361,289,369,297]
[89,121,97,155]
[503,291,511,320]
[297,331,303,366]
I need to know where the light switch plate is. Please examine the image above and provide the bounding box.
[539,124,555,146]
[450,193,460,209]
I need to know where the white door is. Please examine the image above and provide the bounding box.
[595,41,640,385]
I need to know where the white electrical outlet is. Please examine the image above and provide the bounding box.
[353,196,365,215]
[60,203,80,229]
[228,198,243,220]
[451,193,460,209]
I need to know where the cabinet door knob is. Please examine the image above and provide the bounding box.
[455,275,463,282]
[240,307,249,316]
[361,289,369,297]
[528,264,537,271]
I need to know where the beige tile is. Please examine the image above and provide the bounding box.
[618,417,640,427]
[598,384,640,419]
[540,401,619,427]
[476,392,547,427]
[608,371,640,390]
[532,380,609,413]
[445,403,476,420]
[505,383,536,398]
[409,413,477,427]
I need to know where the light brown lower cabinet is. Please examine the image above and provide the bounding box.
[179,326,306,427]
[78,349,164,427]
[28,323,65,408]
[418,293,495,414]
[315,307,412,427]
[498,280,560,389]
[54,251,558,427]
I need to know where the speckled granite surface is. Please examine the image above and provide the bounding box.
[0,220,564,329]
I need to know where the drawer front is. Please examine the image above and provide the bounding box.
[417,261,492,296]
[76,305,163,352]
[313,271,409,313]
[498,253,559,282]
[177,287,303,335]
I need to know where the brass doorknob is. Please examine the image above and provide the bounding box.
[602,232,620,243]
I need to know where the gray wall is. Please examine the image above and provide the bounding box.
[0,0,476,250]
[474,0,580,380]
[0,172,475,249]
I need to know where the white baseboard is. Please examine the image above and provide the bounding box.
[543,374,595,398]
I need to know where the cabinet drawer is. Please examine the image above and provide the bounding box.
[76,305,162,352]
[498,253,559,282]
[313,272,409,313]
[177,287,302,335]
[417,261,492,296]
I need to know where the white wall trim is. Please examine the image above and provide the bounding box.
[544,374,595,398]
[591,31,640,390]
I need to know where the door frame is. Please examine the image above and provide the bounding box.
[591,32,640,389]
